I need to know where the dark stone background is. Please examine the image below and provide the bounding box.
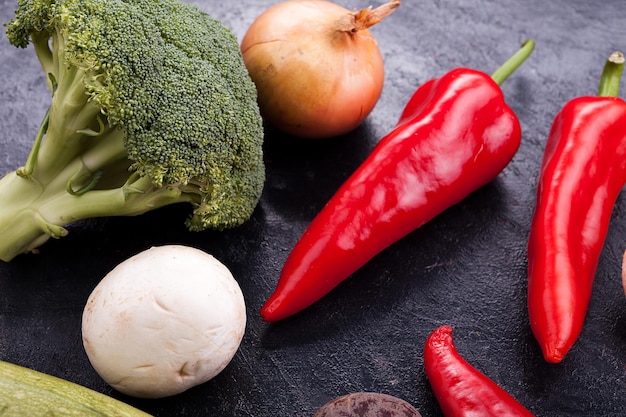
[1,0,625,415]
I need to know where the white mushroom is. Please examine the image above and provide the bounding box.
[81,245,246,399]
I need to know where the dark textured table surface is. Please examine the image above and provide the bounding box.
[1,0,625,416]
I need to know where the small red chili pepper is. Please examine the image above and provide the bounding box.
[261,40,535,322]
[424,325,535,417]
[527,51,626,363]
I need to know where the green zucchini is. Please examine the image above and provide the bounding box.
[0,360,153,416]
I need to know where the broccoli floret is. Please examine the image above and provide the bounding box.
[0,0,265,261]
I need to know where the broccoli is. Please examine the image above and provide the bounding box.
[0,0,265,261]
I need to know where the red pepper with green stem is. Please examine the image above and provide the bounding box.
[424,325,535,417]
[261,40,535,322]
[527,51,626,364]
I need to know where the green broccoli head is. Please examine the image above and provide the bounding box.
[0,0,265,260]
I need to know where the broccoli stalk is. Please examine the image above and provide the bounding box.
[0,0,265,261]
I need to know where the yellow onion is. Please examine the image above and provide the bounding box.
[241,0,400,139]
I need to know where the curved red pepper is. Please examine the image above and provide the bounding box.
[261,41,535,322]
[527,51,626,363]
[424,325,535,417]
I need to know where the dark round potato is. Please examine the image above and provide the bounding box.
[313,392,422,417]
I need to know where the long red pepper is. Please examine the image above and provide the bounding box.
[261,40,535,322]
[424,325,535,417]
[527,51,626,363]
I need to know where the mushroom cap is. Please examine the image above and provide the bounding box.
[81,245,246,398]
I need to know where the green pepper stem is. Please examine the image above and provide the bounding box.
[597,51,624,97]
[490,39,535,85]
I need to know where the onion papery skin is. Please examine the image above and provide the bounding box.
[241,0,386,139]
